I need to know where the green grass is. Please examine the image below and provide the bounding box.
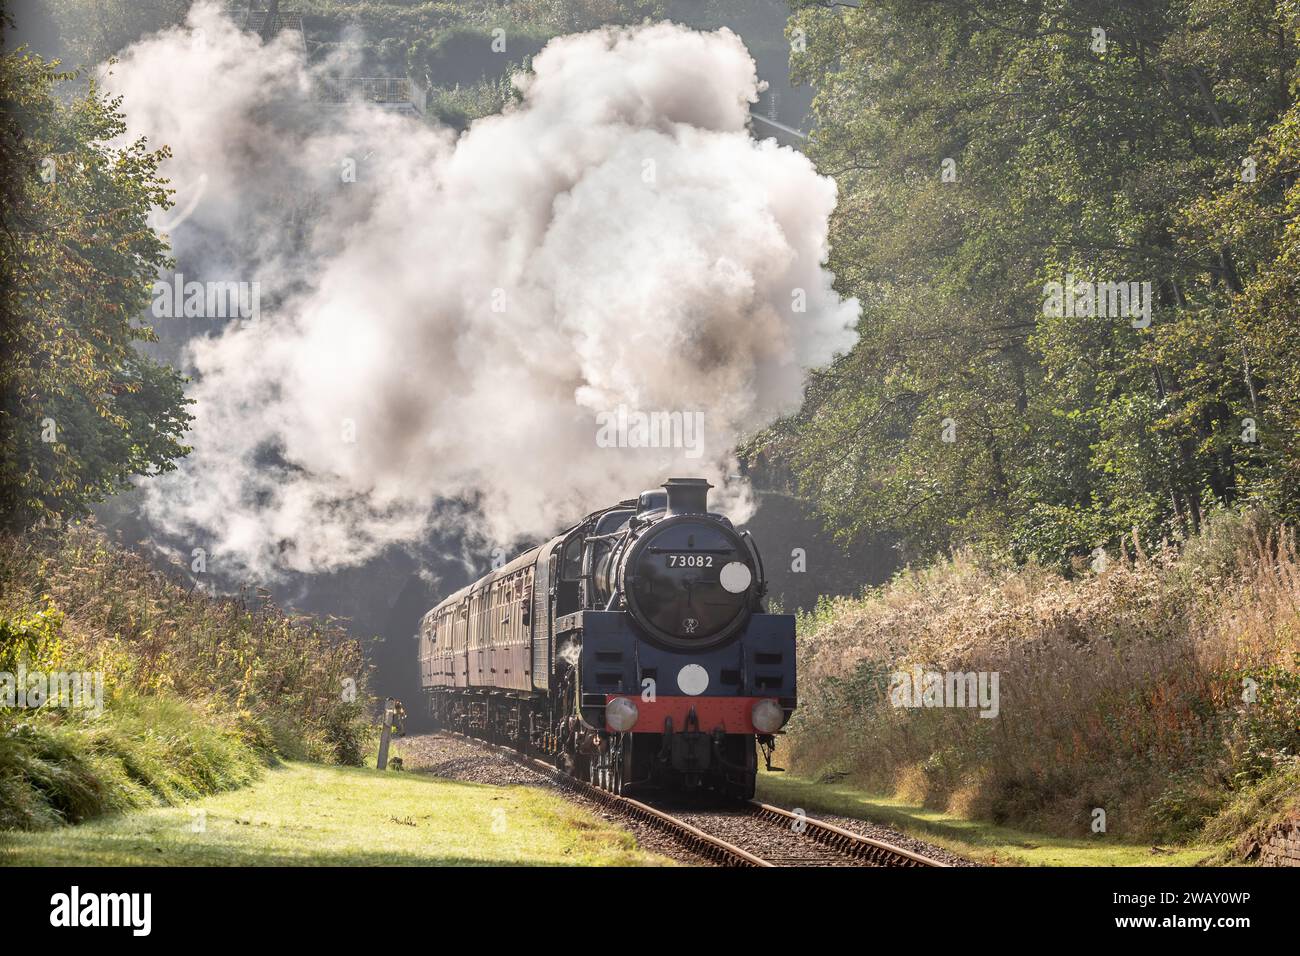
[0,762,674,866]
[756,771,1224,867]
[0,694,266,830]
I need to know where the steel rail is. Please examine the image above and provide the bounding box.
[438,730,769,866]
[428,731,946,867]
[746,801,947,867]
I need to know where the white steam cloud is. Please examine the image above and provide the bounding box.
[108,4,859,577]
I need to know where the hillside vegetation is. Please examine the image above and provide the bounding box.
[757,0,1300,569]
[0,527,373,830]
[33,1,668,126]
[785,510,1299,857]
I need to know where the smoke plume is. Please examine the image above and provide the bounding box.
[107,4,859,577]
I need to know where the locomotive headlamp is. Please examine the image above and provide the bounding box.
[751,698,785,734]
[719,561,752,594]
[606,696,639,732]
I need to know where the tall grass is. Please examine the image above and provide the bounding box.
[0,525,375,830]
[786,509,1300,846]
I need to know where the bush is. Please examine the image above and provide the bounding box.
[785,508,1300,845]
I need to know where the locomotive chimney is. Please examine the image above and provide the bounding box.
[663,477,712,516]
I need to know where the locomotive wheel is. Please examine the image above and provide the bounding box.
[609,735,630,794]
[591,735,607,790]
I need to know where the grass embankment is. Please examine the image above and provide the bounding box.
[0,527,374,832]
[786,509,1299,862]
[0,761,670,866]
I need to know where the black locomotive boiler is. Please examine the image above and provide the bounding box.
[419,478,796,798]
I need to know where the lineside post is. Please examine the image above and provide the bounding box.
[377,697,405,770]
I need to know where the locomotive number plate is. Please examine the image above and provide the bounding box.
[666,554,714,568]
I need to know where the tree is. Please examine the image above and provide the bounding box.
[41,1,192,67]
[755,0,1299,567]
[1181,38,1300,521]
[0,45,191,530]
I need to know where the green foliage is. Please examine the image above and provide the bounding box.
[1225,657,1300,786]
[298,0,661,101]
[40,1,191,65]
[4,527,376,764]
[425,70,526,128]
[0,603,64,672]
[296,0,664,35]
[757,0,1300,568]
[0,48,192,531]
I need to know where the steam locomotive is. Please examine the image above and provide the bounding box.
[418,478,796,799]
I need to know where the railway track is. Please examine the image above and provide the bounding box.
[431,731,947,868]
